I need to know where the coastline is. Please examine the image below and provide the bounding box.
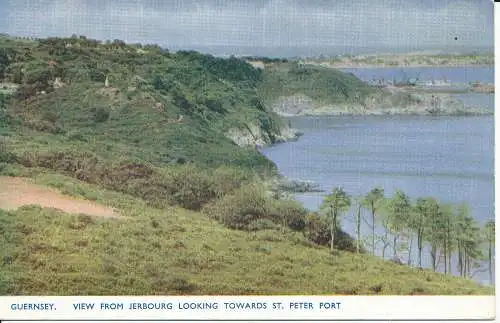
[260,112,494,287]
[311,63,494,69]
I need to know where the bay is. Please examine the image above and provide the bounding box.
[260,67,495,285]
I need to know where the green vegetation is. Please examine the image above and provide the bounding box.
[0,171,493,295]
[335,187,496,284]
[319,187,351,252]
[0,35,286,173]
[0,35,493,295]
[361,188,385,255]
[258,62,376,106]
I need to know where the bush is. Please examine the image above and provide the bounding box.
[247,219,281,231]
[203,184,275,230]
[16,150,101,182]
[304,213,357,252]
[0,138,15,163]
[210,166,254,198]
[304,214,330,246]
[161,165,217,210]
[92,106,110,123]
[270,199,307,231]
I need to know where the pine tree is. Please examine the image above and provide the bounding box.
[362,188,385,255]
[320,187,351,252]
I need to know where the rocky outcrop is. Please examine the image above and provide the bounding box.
[261,177,324,200]
[271,89,492,117]
[52,77,65,89]
[225,122,301,148]
[275,178,324,193]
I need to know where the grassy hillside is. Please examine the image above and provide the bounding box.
[0,36,284,172]
[0,35,493,295]
[0,171,492,295]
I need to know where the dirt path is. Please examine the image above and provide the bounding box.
[0,176,122,218]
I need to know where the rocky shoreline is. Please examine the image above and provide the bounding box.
[225,122,303,148]
[262,177,325,200]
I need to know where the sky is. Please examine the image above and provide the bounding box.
[0,0,494,57]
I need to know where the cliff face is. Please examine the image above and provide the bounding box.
[225,122,300,148]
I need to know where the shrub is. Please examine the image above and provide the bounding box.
[203,184,275,230]
[92,106,110,123]
[270,199,307,231]
[304,214,330,246]
[304,213,357,252]
[16,150,101,182]
[210,166,254,198]
[247,219,281,231]
[162,164,217,210]
[0,138,15,163]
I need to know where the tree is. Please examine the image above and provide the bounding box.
[454,204,484,278]
[320,187,351,252]
[362,188,384,255]
[385,190,411,259]
[412,197,439,268]
[437,204,455,274]
[483,220,495,284]
[352,197,363,254]
[426,203,451,272]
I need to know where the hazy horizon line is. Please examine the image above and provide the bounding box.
[1,32,493,59]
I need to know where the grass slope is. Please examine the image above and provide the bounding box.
[0,171,492,295]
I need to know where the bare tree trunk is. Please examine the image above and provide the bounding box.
[430,245,437,271]
[457,244,463,277]
[393,235,398,258]
[444,240,447,274]
[488,241,493,284]
[417,231,423,268]
[464,250,468,278]
[371,208,376,255]
[330,210,337,252]
[407,234,414,266]
[448,249,452,275]
[330,218,334,252]
[356,204,361,254]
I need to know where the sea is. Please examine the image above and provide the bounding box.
[260,66,495,286]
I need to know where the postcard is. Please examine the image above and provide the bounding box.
[0,0,496,321]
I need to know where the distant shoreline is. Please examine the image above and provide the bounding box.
[306,63,494,69]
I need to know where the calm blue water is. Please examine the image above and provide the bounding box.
[260,67,495,285]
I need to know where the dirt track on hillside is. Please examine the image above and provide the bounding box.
[0,176,121,218]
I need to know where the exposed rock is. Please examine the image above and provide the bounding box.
[154,102,164,111]
[226,125,268,147]
[246,61,265,69]
[276,178,324,193]
[271,94,314,116]
[225,122,301,148]
[53,77,65,89]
